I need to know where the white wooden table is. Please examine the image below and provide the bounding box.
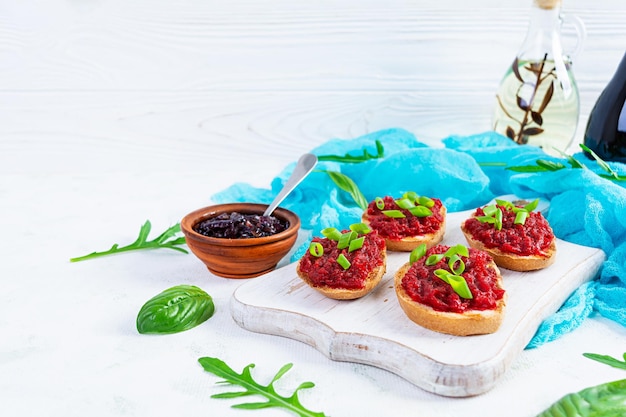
[2,1,625,416]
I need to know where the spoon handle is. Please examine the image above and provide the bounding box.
[263,153,318,217]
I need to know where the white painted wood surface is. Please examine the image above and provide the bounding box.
[2,1,626,416]
[232,209,605,397]
[2,1,626,178]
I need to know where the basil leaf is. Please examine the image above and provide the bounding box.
[536,379,626,417]
[136,285,215,334]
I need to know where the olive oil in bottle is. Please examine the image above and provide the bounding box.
[493,58,580,154]
[492,0,585,155]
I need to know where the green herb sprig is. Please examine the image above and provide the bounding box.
[69,221,188,262]
[502,144,626,181]
[317,140,384,163]
[198,357,327,417]
[321,170,368,210]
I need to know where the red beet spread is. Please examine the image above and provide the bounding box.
[463,204,554,257]
[364,196,444,240]
[298,230,386,290]
[402,245,504,313]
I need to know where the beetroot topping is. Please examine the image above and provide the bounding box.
[365,195,444,240]
[402,245,504,313]
[463,202,554,257]
[298,229,386,290]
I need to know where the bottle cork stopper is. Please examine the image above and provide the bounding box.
[534,0,561,9]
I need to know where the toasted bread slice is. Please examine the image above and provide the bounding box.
[362,205,446,252]
[460,220,557,272]
[394,259,505,336]
[296,250,386,300]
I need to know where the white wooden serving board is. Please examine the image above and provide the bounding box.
[230,207,606,397]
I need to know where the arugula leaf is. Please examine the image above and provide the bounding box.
[583,352,626,371]
[69,221,188,262]
[321,170,368,210]
[136,285,214,334]
[198,357,327,417]
[317,140,384,163]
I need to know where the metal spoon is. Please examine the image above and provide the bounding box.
[263,153,318,217]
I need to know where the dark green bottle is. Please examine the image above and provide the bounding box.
[583,52,626,161]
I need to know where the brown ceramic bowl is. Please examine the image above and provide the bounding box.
[180,203,301,279]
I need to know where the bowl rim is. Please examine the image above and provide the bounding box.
[180,202,301,246]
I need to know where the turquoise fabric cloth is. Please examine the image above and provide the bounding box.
[212,128,626,348]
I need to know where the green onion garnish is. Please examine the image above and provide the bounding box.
[348,236,365,252]
[403,191,419,202]
[495,207,503,230]
[444,244,469,259]
[375,197,385,210]
[382,210,406,218]
[349,223,371,234]
[448,254,465,275]
[309,242,323,257]
[321,227,342,241]
[524,199,539,212]
[409,206,432,217]
[514,210,528,225]
[409,244,427,264]
[483,204,498,217]
[434,269,473,299]
[337,254,351,270]
[418,196,435,208]
[337,230,356,250]
[426,254,444,266]
[395,198,415,210]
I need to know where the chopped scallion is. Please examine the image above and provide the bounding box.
[395,198,415,210]
[321,227,342,241]
[448,254,465,275]
[383,210,406,218]
[483,204,498,217]
[348,236,365,252]
[495,207,503,230]
[524,199,539,212]
[434,269,473,299]
[337,231,356,249]
[418,196,435,208]
[426,254,444,266]
[408,206,432,217]
[337,254,351,270]
[403,191,419,202]
[409,244,427,264]
[309,242,323,257]
[514,210,528,225]
[349,222,371,234]
[444,244,469,259]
